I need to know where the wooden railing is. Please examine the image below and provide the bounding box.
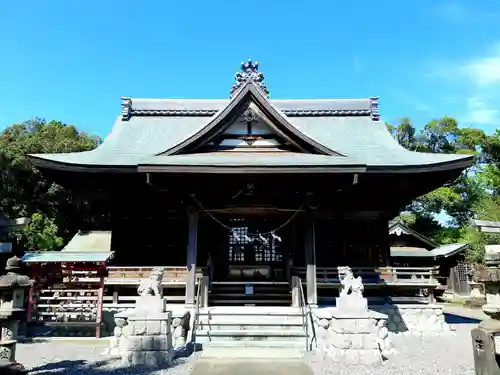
[293,266,440,287]
[105,266,203,286]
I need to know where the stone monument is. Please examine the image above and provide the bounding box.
[0,256,34,374]
[316,266,395,365]
[105,267,174,367]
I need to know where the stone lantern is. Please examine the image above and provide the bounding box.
[470,220,500,374]
[0,256,33,374]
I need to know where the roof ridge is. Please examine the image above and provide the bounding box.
[119,96,380,121]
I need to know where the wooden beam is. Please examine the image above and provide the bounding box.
[95,266,105,338]
[185,209,199,305]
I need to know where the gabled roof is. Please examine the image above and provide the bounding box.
[390,243,469,259]
[388,220,438,249]
[28,60,474,174]
[388,219,470,258]
[474,220,500,233]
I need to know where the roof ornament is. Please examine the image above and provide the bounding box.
[230,59,270,98]
[121,97,132,121]
[370,97,380,121]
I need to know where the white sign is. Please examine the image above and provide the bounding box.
[494,333,500,354]
[245,285,254,296]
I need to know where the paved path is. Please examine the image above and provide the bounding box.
[443,303,487,321]
[190,358,313,375]
[190,348,312,375]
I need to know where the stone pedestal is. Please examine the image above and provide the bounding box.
[327,308,389,365]
[113,296,174,367]
[122,312,173,367]
[335,295,368,312]
[314,297,394,365]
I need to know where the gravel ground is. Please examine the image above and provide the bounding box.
[305,323,475,375]
[18,324,475,375]
[17,343,202,375]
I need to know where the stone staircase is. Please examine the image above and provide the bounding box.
[194,306,308,349]
[209,281,291,306]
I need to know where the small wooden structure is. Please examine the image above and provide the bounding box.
[388,220,470,295]
[21,251,113,338]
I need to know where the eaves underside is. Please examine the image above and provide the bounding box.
[28,154,474,174]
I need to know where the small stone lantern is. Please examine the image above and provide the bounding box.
[0,256,33,374]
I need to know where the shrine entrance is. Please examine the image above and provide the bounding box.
[198,211,301,306]
[226,217,287,282]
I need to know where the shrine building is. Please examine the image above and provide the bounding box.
[26,60,474,307]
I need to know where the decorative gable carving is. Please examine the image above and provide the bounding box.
[202,102,298,152]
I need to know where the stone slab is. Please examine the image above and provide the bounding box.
[190,358,313,375]
[134,296,165,315]
[201,347,303,359]
[127,312,171,321]
[336,296,368,312]
[329,308,387,320]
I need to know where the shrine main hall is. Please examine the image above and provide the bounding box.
[27,60,473,307]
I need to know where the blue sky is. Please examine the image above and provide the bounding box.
[1,0,500,138]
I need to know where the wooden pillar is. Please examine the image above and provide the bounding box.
[185,209,199,305]
[95,264,105,339]
[305,217,317,306]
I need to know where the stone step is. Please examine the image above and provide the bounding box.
[210,291,292,299]
[210,299,291,307]
[198,306,302,315]
[197,338,307,348]
[197,315,303,325]
[196,329,306,340]
[201,347,304,359]
[197,323,303,331]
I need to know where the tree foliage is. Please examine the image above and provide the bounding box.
[0,118,101,252]
[386,115,496,264]
[0,114,498,262]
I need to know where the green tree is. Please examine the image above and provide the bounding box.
[0,118,101,251]
[21,212,64,251]
[386,117,487,242]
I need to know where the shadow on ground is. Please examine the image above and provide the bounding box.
[28,357,190,375]
[444,313,481,325]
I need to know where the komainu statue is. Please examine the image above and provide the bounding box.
[338,266,364,298]
[137,267,164,297]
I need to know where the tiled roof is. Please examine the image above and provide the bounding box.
[390,243,469,258]
[28,81,474,173]
[62,231,111,252]
[22,251,113,263]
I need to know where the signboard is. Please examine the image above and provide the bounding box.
[245,284,254,296]
[0,243,12,253]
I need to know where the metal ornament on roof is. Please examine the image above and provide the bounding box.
[230,59,270,98]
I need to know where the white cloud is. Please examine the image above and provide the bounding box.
[462,45,500,87]
[425,43,500,129]
[436,3,499,24]
[464,96,499,125]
